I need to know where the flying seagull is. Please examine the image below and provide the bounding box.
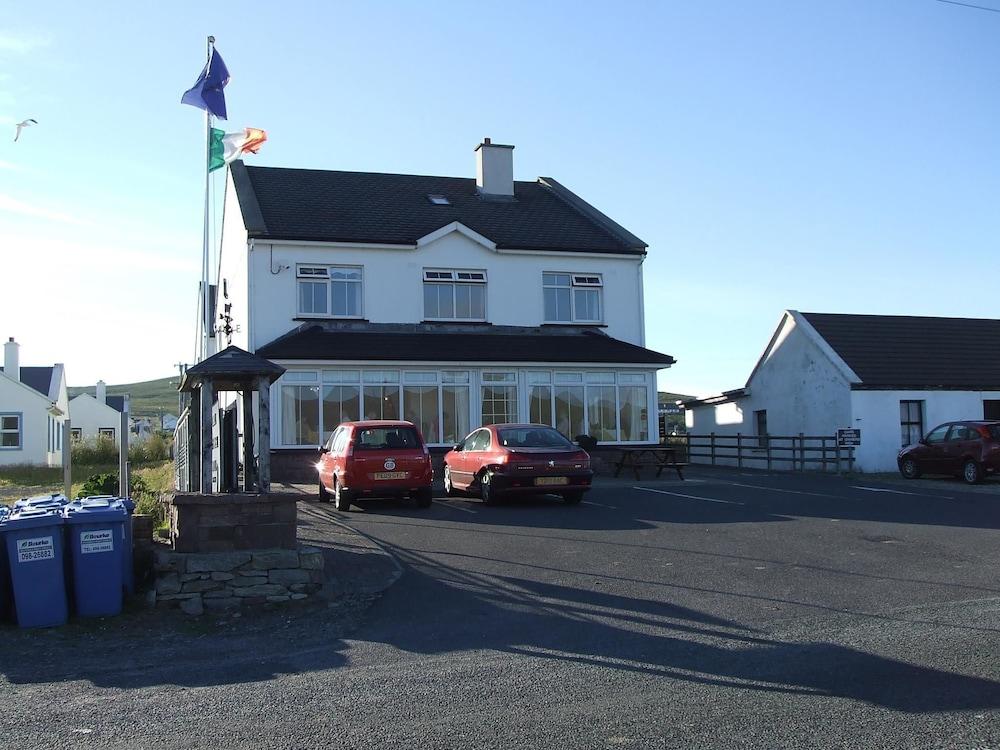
[13,119,37,142]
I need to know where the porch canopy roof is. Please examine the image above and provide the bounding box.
[257,322,675,367]
[179,345,286,393]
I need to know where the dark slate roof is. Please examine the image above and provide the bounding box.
[802,312,1000,390]
[0,366,54,397]
[230,162,646,254]
[181,346,286,392]
[257,323,675,366]
[106,395,127,413]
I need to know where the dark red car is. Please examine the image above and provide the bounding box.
[443,424,593,505]
[897,420,1000,484]
[317,420,433,511]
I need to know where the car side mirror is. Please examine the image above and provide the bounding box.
[318,446,329,454]
[452,443,462,452]
[918,437,928,445]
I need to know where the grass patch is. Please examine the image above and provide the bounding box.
[0,460,175,508]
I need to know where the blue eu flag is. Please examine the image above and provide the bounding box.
[181,48,230,120]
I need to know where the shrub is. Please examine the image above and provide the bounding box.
[77,471,149,500]
[72,436,119,465]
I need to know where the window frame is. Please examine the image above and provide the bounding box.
[98,427,116,441]
[295,264,364,319]
[900,400,925,447]
[542,272,604,324]
[0,412,22,450]
[422,268,488,322]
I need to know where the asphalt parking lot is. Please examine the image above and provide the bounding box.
[2,466,1000,749]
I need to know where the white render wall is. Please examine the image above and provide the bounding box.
[0,375,64,467]
[68,394,124,444]
[685,319,851,437]
[850,389,998,472]
[243,231,645,352]
[218,170,250,351]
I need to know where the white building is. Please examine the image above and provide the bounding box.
[684,310,1000,473]
[0,337,68,467]
[68,381,129,444]
[209,139,674,480]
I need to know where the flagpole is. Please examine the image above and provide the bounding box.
[201,35,215,362]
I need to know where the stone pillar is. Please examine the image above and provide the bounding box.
[200,380,214,494]
[242,386,255,492]
[256,377,271,492]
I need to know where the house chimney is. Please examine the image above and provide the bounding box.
[4,337,19,382]
[475,137,515,198]
[96,380,107,405]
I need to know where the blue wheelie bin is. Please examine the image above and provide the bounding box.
[0,505,11,621]
[12,493,67,512]
[3,507,68,628]
[112,497,135,595]
[63,498,126,617]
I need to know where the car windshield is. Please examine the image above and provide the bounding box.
[497,427,573,449]
[354,426,421,450]
[989,425,1000,441]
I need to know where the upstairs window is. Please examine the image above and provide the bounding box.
[297,265,363,318]
[423,269,487,321]
[543,273,602,323]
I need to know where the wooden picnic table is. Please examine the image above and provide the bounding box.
[612,446,687,480]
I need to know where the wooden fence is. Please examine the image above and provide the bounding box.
[668,433,855,473]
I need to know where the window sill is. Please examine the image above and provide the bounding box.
[541,322,608,328]
[293,316,368,322]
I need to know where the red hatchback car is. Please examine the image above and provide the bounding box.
[898,420,1000,484]
[443,424,593,505]
[317,420,433,511]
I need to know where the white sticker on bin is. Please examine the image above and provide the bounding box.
[80,529,114,555]
[17,536,54,563]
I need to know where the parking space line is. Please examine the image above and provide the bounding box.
[434,500,476,513]
[720,481,850,500]
[633,486,745,505]
[851,486,955,500]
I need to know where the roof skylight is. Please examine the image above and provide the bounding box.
[427,194,450,205]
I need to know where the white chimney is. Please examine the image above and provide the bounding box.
[4,337,19,383]
[96,380,107,405]
[475,137,515,198]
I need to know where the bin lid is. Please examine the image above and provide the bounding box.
[3,506,66,530]
[13,493,68,511]
[63,497,127,524]
[84,495,135,512]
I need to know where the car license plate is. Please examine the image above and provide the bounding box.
[535,476,569,486]
[374,471,408,480]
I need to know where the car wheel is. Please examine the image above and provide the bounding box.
[562,491,584,505]
[443,466,456,497]
[334,479,352,511]
[963,459,983,485]
[899,458,921,480]
[318,478,331,502]
[480,470,499,505]
[413,487,433,508]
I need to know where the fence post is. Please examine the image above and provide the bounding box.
[736,433,743,468]
[848,446,855,474]
[685,432,691,463]
[821,437,827,473]
[798,432,805,471]
[62,421,72,499]
[710,432,716,466]
[766,435,772,471]
[835,440,842,475]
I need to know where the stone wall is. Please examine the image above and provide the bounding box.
[154,546,324,615]
[168,493,298,553]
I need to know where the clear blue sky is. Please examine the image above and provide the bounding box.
[2,0,998,394]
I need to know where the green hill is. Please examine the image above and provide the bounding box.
[69,376,180,418]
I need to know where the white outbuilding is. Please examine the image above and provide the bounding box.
[68,380,129,445]
[0,337,69,467]
[684,311,1000,473]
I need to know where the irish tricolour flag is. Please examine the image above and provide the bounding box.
[209,127,267,172]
